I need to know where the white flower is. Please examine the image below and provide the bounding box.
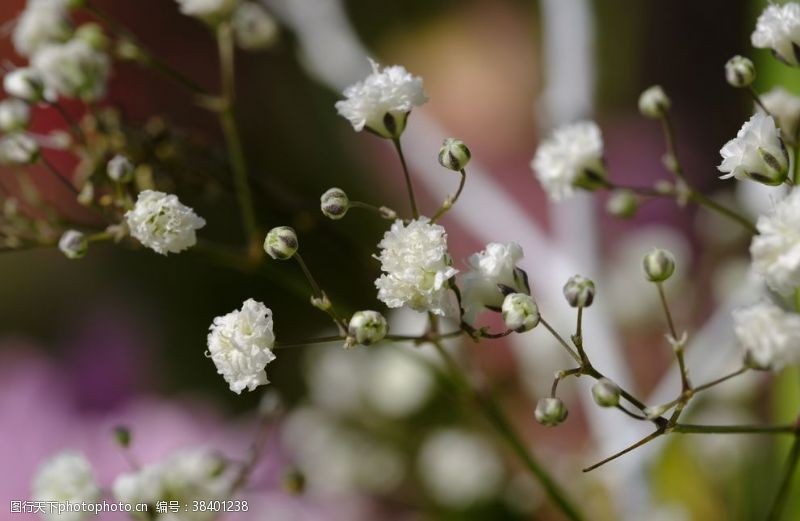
[531,120,605,201]
[12,0,72,58]
[32,38,111,101]
[58,229,87,259]
[125,190,206,255]
[107,154,134,182]
[733,301,800,370]
[207,298,276,394]
[0,98,31,132]
[176,0,238,22]
[335,59,428,139]
[718,113,789,185]
[461,242,525,322]
[232,2,278,51]
[375,217,457,315]
[752,3,800,66]
[113,447,231,521]
[501,293,540,332]
[418,429,503,507]
[759,87,800,142]
[32,451,100,521]
[751,189,800,295]
[0,133,39,164]
[3,67,49,103]
[638,85,670,118]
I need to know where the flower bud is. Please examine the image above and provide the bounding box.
[534,397,568,426]
[0,98,31,133]
[58,230,88,259]
[725,55,756,88]
[591,378,621,407]
[320,187,349,220]
[638,85,670,119]
[642,248,676,282]
[562,275,595,308]
[0,134,39,165]
[3,68,46,103]
[75,23,109,50]
[347,310,388,347]
[115,39,144,62]
[233,2,279,51]
[264,226,298,260]
[438,138,471,171]
[107,154,135,183]
[501,293,540,332]
[606,190,638,218]
[379,206,397,220]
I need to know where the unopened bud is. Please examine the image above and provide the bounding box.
[107,154,134,183]
[438,138,471,171]
[347,310,388,347]
[643,248,676,282]
[0,134,39,165]
[58,230,88,259]
[591,378,621,407]
[264,226,298,260]
[320,187,349,220]
[501,293,540,332]
[562,275,595,308]
[725,55,756,88]
[638,85,670,119]
[534,397,568,426]
[606,190,638,218]
[0,98,31,132]
[233,1,279,51]
[3,68,46,103]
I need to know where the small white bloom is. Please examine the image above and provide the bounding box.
[347,310,388,347]
[335,59,428,139]
[107,154,134,182]
[638,85,670,118]
[125,190,206,255]
[0,98,31,132]
[232,2,278,50]
[375,217,457,315]
[32,38,111,101]
[733,301,800,370]
[461,242,525,322]
[438,137,471,171]
[32,451,100,521]
[718,113,789,185]
[752,3,800,66]
[759,87,800,142]
[418,429,503,507]
[176,0,238,22]
[751,189,800,295]
[531,120,605,201]
[113,447,231,521]
[3,68,48,103]
[534,397,568,426]
[0,133,39,164]
[207,298,276,394]
[58,229,87,259]
[502,293,540,332]
[12,0,72,58]
[725,55,756,88]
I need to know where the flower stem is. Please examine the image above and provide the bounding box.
[767,431,800,520]
[431,168,466,222]
[656,282,690,392]
[391,137,419,219]
[687,190,758,234]
[692,366,748,393]
[40,156,78,195]
[672,423,796,435]
[583,429,665,472]
[538,317,582,364]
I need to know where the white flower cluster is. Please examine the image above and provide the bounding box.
[733,301,800,370]
[32,451,101,521]
[718,113,788,185]
[336,59,428,138]
[12,0,72,58]
[125,190,206,255]
[750,189,800,295]
[207,298,276,394]
[461,242,525,322]
[752,2,800,65]
[32,38,111,101]
[113,447,231,521]
[375,217,457,316]
[531,120,605,201]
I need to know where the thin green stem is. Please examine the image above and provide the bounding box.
[767,435,800,521]
[538,317,582,364]
[49,102,86,146]
[748,86,772,119]
[672,423,796,435]
[40,156,78,195]
[551,368,581,397]
[583,429,665,472]
[693,366,748,394]
[656,282,690,392]
[688,190,758,234]
[391,137,419,218]
[274,335,344,349]
[431,168,466,222]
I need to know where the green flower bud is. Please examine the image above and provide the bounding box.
[562,275,595,308]
[638,85,670,119]
[502,293,540,332]
[725,55,756,88]
[606,190,638,219]
[264,226,298,260]
[643,248,676,282]
[534,397,568,426]
[58,230,88,259]
[320,187,349,220]
[347,310,388,347]
[591,378,621,407]
[438,138,471,171]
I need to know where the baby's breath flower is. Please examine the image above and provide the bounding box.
[438,138,471,171]
[0,133,39,164]
[531,120,605,201]
[501,293,540,332]
[207,298,276,394]
[107,154,134,183]
[563,274,595,308]
[643,248,676,282]
[175,0,237,22]
[3,68,48,103]
[32,38,111,101]
[374,217,457,315]
[534,397,568,426]
[591,378,621,407]
[12,0,72,58]
[606,189,638,218]
[638,85,670,119]
[32,451,100,521]
[58,229,87,259]
[74,22,107,50]
[320,187,349,220]
[264,226,298,260]
[733,301,800,370]
[347,310,388,347]
[752,3,800,66]
[759,87,800,142]
[125,190,206,255]
[725,55,756,88]
[750,189,800,295]
[232,2,278,51]
[0,98,31,132]
[335,59,428,139]
[461,242,525,321]
[718,113,789,185]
